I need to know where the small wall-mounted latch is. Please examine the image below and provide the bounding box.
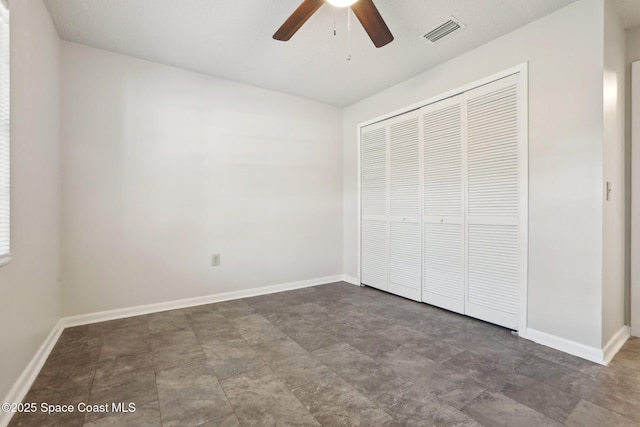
[606,181,612,201]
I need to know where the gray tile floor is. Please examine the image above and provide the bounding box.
[8,282,640,426]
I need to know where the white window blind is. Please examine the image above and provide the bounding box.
[0,0,9,260]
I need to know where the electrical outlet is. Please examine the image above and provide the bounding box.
[212,254,220,266]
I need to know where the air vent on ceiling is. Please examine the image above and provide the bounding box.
[422,17,465,43]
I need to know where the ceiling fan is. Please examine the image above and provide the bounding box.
[273,0,394,48]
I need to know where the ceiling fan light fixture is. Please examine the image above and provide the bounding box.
[273,0,393,48]
[325,0,358,8]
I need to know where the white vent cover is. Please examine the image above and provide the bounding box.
[422,17,465,43]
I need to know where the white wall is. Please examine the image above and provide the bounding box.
[602,0,626,345]
[343,0,606,348]
[0,0,60,402]
[61,42,343,316]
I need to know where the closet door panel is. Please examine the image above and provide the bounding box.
[390,116,421,218]
[464,75,520,329]
[467,223,518,328]
[361,124,388,291]
[389,221,421,300]
[421,96,465,313]
[362,126,388,217]
[423,222,464,312]
[388,113,421,301]
[362,219,388,290]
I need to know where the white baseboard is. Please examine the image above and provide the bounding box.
[0,319,65,427]
[526,328,606,365]
[0,274,347,427]
[341,275,360,286]
[63,275,345,328]
[527,325,630,366]
[603,325,630,365]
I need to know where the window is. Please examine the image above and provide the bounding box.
[0,0,9,264]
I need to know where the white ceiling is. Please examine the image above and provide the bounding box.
[43,0,631,107]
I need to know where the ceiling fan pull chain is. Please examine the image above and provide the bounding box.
[346,7,352,61]
[333,7,337,36]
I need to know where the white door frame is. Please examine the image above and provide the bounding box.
[631,61,640,337]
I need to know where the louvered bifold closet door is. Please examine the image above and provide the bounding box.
[421,95,465,313]
[464,74,521,329]
[361,123,389,291]
[388,112,422,301]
